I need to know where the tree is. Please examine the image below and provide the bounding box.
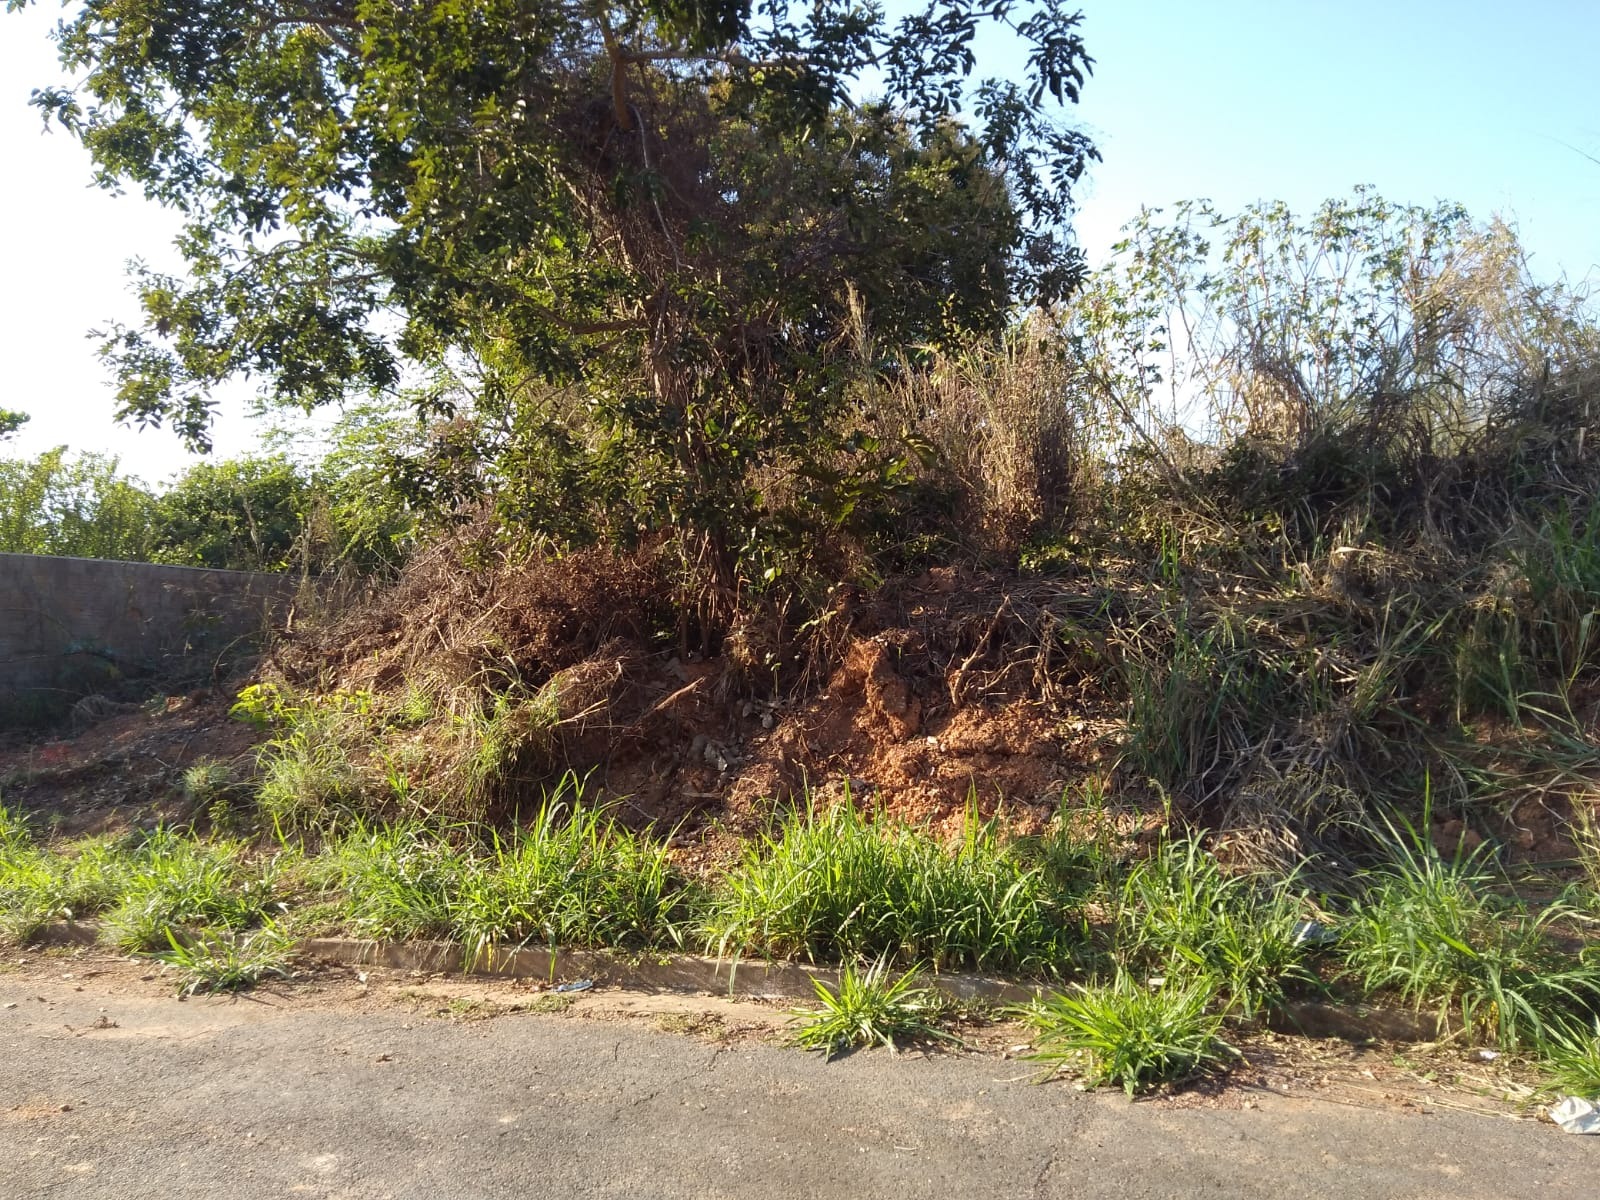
[16,0,1096,586]
[0,448,159,559]
[0,409,26,440]
[149,454,314,571]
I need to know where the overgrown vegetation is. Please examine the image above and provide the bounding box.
[1341,811,1600,1049]
[703,800,1083,974]
[5,0,1600,1102]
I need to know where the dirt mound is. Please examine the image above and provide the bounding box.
[247,534,1125,835]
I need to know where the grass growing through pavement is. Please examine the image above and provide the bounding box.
[701,799,1085,975]
[1022,973,1233,1096]
[789,959,954,1059]
[158,924,296,996]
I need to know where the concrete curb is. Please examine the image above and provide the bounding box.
[296,937,1045,1005]
[25,921,1445,1040]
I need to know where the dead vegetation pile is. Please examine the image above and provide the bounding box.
[253,530,1127,837]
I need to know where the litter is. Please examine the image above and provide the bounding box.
[1549,1096,1600,1134]
[554,979,594,994]
[1291,920,1338,947]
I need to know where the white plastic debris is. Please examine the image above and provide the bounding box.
[1549,1096,1600,1134]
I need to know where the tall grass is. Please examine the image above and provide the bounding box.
[1340,812,1600,1048]
[1112,835,1311,1019]
[318,778,685,959]
[316,821,466,940]
[0,807,132,942]
[102,832,285,952]
[701,799,1085,975]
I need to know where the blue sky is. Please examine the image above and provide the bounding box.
[2,0,1597,482]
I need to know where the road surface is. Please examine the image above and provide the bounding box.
[1,962,1589,1199]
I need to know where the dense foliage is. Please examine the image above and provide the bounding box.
[16,0,1098,589]
[0,414,416,571]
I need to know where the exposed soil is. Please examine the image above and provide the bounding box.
[0,535,1587,873]
[0,691,264,837]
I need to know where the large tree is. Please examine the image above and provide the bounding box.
[15,0,1096,582]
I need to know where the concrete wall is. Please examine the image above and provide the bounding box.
[0,553,298,725]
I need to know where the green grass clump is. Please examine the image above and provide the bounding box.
[321,779,684,958]
[1114,835,1311,1019]
[255,709,370,832]
[1024,973,1233,1096]
[1340,815,1600,1048]
[159,924,295,995]
[0,807,131,942]
[452,797,682,963]
[1542,1020,1600,1097]
[318,821,466,940]
[702,800,1083,975]
[789,959,953,1059]
[103,832,284,952]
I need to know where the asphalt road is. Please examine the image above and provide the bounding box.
[2,970,1591,1199]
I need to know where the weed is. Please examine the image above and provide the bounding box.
[1340,812,1600,1048]
[452,789,682,964]
[0,802,30,851]
[103,833,284,952]
[1114,835,1310,1019]
[319,822,465,940]
[182,759,233,806]
[654,1010,723,1035]
[789,959,954,1059]
[0,833,129,942]
[255,708,370,831]
[526,992,577,1015]
[1024,974,1232,1096]
[159,924,295,996]
[703,799,1083,974]
[1542,1019,1600,1097]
